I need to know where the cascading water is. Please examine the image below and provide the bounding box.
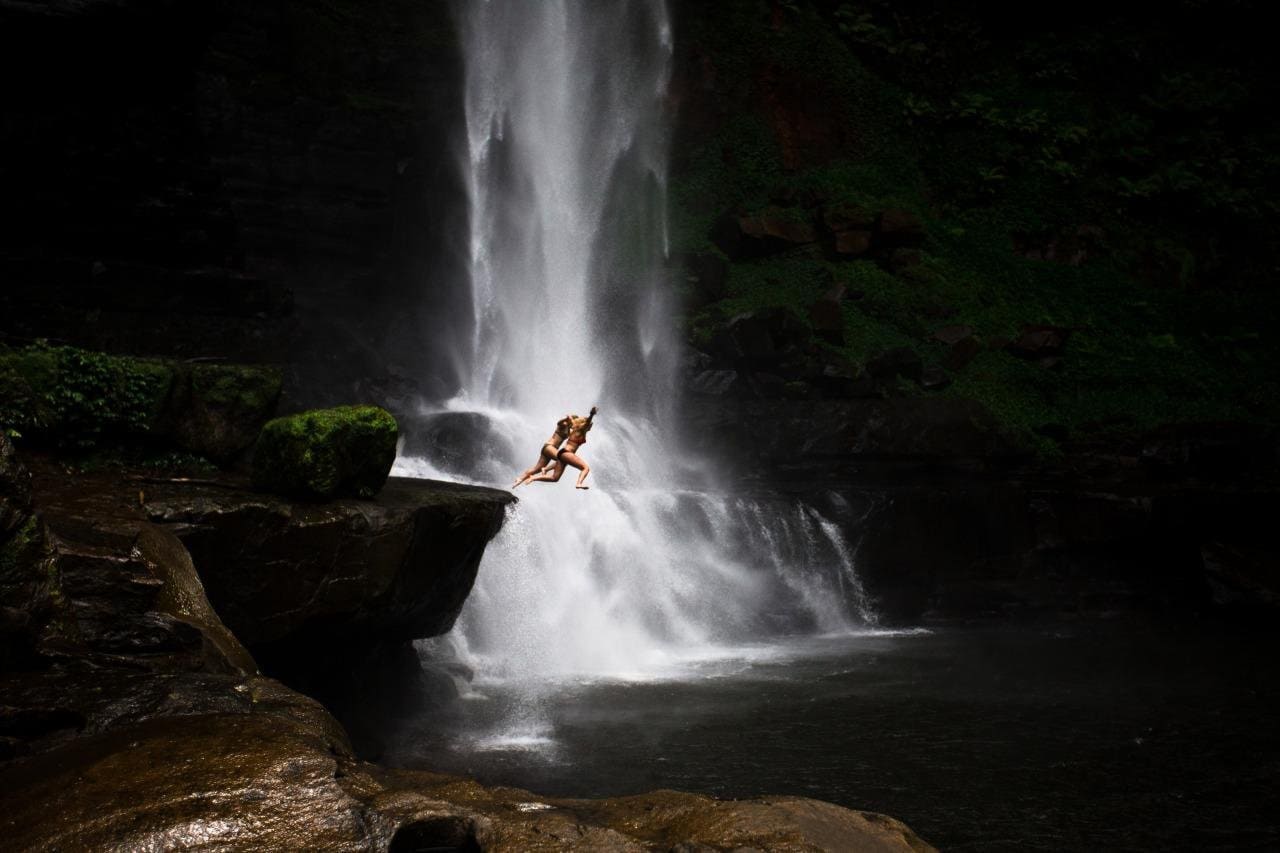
[394,0,874,686]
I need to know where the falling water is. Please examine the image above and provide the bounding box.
[394,0,874,685]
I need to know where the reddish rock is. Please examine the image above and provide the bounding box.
[932,325,974,346]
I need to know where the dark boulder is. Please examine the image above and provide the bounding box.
[252,405,398,500]
[398,410,516,476]
[170,363,282,464]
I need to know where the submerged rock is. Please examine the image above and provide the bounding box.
[252,405,398,500]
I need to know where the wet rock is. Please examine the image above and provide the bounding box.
[252,405,398,500]
[398,411,517,475]
[1008,324,1071,359]
[143,476,512,651]
[0,706,935,851]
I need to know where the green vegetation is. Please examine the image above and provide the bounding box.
[0,343,282,463]
[252,405,399,500]
[672,0,1280,453]
[0,344,174,448]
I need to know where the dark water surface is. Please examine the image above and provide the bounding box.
[387,623,1280,850]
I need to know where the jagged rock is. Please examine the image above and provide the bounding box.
[252,405,398,500]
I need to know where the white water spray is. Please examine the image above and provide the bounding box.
[396,0,874,684]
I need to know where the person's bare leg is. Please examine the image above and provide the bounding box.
[526,461,566,484]
[512,453,546,488]
[559,450,590,489]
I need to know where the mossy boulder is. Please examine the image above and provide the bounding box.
[252,406,398,500]
[171,363,283,463]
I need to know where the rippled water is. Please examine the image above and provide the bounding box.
[387,622,1280,850]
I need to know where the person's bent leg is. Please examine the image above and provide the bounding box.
[527,461,566,484]
[559,451,590,489]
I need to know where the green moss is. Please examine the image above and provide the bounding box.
[252,405,399,500]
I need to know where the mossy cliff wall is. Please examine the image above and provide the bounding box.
[668,0,1280,457]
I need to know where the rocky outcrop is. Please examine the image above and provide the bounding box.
[143,475,511,650]
[0,442,935,851]
[0,692,934,851]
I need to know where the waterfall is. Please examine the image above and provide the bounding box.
[394,0,874,683]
